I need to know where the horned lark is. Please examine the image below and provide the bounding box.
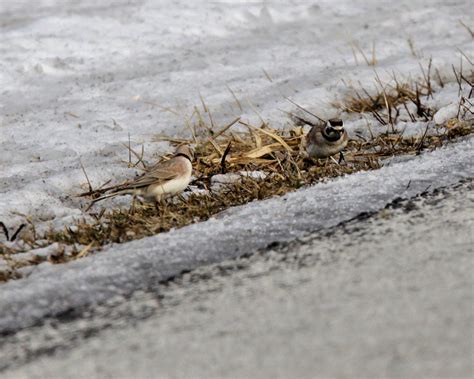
[86,145,193,206]
[305,119,348,161]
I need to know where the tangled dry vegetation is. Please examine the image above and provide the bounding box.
[1,67,473,282]
[339,59,473,125]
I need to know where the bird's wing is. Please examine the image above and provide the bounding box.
[113,158,183,191]
[306,124,323,142]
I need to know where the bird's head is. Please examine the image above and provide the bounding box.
[175,145,194,162]
[323,119,345,141]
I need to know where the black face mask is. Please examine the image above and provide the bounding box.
[323,125,341,142]
[175,153,193,161]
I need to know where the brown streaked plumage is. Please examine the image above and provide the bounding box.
[305,119,348,159]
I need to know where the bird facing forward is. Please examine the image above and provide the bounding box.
[305,119,348,160]
[84,145,193,207]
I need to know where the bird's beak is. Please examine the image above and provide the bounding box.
[332,126,344,132]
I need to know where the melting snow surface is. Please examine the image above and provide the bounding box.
[0,136,472,334]
[0,0,473,328]
[1,0,473,234]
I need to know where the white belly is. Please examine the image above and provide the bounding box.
[144,162,192,201]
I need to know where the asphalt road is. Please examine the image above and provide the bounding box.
[3,180,473,378]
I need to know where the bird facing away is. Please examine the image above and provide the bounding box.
[86,145,193,206]
[305,119,348,159]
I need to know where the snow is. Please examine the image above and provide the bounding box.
[1,0,473,237]
[211,170,268,191]
[0,136,472,334]
[433,102,460,125]
[0,0,473,312]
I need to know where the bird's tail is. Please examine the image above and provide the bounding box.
[85,189,135,211]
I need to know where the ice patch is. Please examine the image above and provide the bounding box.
[1,0,473,252]
[0,137,472,335]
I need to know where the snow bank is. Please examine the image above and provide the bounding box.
[0,136,472,334]
[1,0,473,235]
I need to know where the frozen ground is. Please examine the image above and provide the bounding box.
[0,136,472,337]
[1,0,473,233]
[0,0,474,363]
[2,179,472,378]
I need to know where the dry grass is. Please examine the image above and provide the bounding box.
[1,69,473,282]
[350,40,377,66]
[342,79,432,119]
[459,20,474,39]
[340,59,474,130]
[339,62,435,127]
[46,119,472,249]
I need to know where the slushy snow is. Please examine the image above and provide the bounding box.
[0,1,473,250]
